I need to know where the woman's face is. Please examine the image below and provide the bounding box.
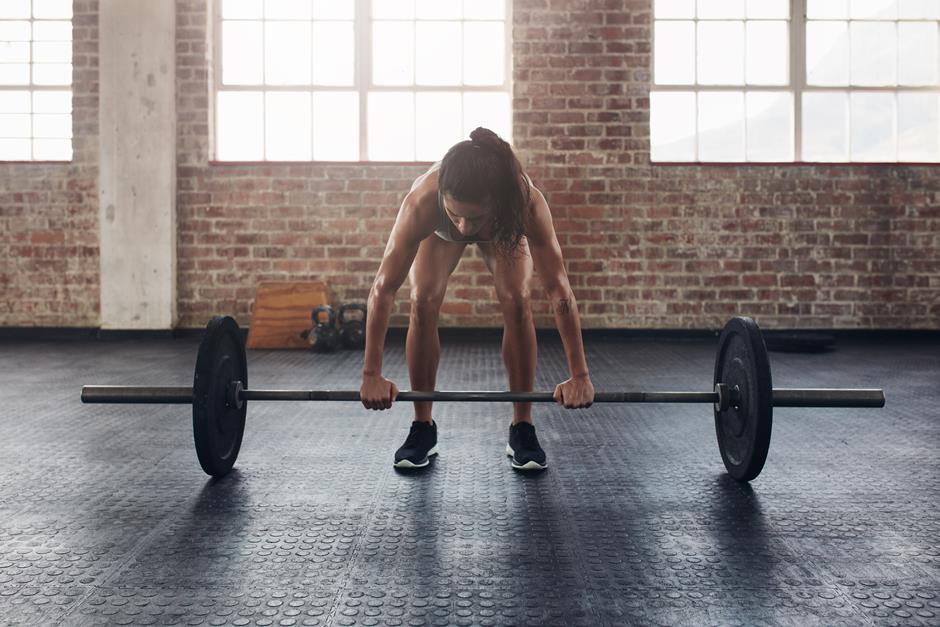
[442,193,492,237]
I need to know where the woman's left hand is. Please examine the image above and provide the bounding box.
[553,374,594,409]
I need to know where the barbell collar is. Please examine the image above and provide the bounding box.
[81,385,885,408]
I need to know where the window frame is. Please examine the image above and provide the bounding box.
[0,3,74,163]
[210,0,514,164]
[650,0,940,164]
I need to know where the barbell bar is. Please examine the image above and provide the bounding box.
[81,386,885,408]
[79,315,886,482]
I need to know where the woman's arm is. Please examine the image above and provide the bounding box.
[525,187,592,386]
[360,193,432,409]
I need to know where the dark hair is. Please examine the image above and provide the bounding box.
[438,127,531,256]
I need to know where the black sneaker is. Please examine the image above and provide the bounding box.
[506,422,547,471]
[394,420,438,469]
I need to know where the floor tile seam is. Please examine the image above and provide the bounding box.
[52,494,204,625]
[776,534,881,627]
[536,469,611,626]
[320,461,394,627]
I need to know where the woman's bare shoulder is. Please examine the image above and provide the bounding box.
[397,164,441,238]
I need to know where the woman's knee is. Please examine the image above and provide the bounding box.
[410,288,445,324]
[498,290,533,326]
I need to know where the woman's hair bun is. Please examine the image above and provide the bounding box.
[469,126,501,147]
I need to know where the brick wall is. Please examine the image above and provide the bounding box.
[3,0,939,329]
[0,0,98,326]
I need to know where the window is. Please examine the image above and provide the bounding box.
[0,0,73,161]
[214,0,511,162]
[650,0,940,163]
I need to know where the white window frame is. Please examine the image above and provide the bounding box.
[650,0,940,164]
[0,5,73,162]
[210,0,513,163]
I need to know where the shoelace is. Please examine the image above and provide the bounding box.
[515,425,539,450]
[403,423,429,448]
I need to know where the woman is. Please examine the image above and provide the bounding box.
[360,127,594,471]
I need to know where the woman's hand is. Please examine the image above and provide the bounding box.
[360,373,399,410]
[553,373,594,409]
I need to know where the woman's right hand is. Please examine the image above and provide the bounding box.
[360,373,399,410]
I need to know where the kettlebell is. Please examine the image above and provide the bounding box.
[338,303,367,350]
[304,305,340,352]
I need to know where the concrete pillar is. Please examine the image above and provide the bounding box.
[98,0,176,329]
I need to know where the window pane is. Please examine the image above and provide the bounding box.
[463,22,504,85]
[373,21,414,85]
[746,91,792,161]
[368,91,414,160]
[850,92,896,161]
[746,21,787,85]
[0,42,30,63]
[649,91,696,161]
[654,0,695,19]
[265,91,311,160]
[0,90,30,112]
[899,22,939,86]
[222,21,263,85]
[373,0,414,20]
[698,91,745,160]
[33,90,70,112]
[416,0,461,19]
[898,92,940,161]
[265,0,310,20]
[313,0,355,19]
[33,63,71,85]
[807,0,848,19]
[32,113,69,137]
[850,0,897,19]
[462,91,510,139]
[0,138,30,159]
[803,92,849,161]
[807,21,849,86]
[463,0,504,20]
[265,21,311,85]
[313,91,358,160]
[0,21,30,41]
[33,137,69,159]
[33,0,73,19]
[222,0,263,19]
[32,21,71,41]
[0,1,29,19]
[698,21,745,85]
[416,21,461,85]
[415,92,461,160]
[217,91,264,160]
[745,0,788,19]
[0,113,30,136]
[313,21,354,85]
[697,0,745,19]
[850,22,897,86]
[0,64,30,85]
[33,41,71,64]
[654,21,695,84]
[898,0,940,19]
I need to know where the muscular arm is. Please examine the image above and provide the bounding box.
[525,187,590,378]
[363,193,432,376]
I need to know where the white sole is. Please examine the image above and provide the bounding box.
[393,445,438,469]
[505,444,547,470]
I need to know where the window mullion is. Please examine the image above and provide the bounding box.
[792,0,805,162]
[357,0,369,161]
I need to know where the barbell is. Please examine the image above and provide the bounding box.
[80,315,885,482]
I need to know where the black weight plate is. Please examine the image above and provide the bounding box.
[193,316,247,477]
[713,316,772,482]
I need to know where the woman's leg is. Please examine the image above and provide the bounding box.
[479,240,536,425]
[407,236,467,423]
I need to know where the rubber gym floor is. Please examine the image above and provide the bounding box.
[1,331,938,626]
